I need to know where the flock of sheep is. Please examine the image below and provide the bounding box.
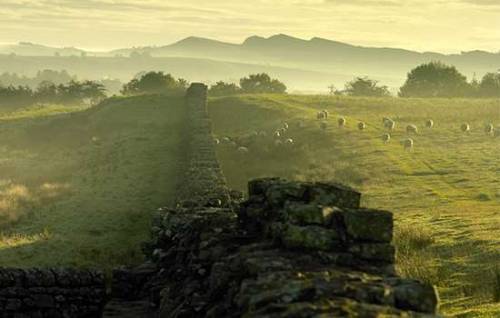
[214,108,498,154]
[316,109,498,151]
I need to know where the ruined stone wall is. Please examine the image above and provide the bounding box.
[137,84,441,317]
[0,268,105,317]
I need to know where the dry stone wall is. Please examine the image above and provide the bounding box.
[0,268,105,317]
[135,84,441,317]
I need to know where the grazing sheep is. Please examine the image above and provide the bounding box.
[317,111,326,120]
[283,122,289,130]
[278,128,287,135]
[485,123,494,134]
[285,138,294,146]
[425,119,434,128]
[213,138,220,145]
[320,122,328,131]
[237,146,249,154]
[274,131,281,138]
[382,133,391,143]
[461,123,470,133]
[402,138,414,151]
[384,119,396,131]
[338,117,347,127]
[406,124,418,134]
[358,122,366,130]
[222,137,231,144]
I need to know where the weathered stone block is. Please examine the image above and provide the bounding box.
[348,243,395,263]
[340,208,393,243]
[306,182,361,208]
[284,202,336,225]
[279,224,341,251]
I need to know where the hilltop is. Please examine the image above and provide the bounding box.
[1,35,499,91]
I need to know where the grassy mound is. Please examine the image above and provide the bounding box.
[0,95,186,271]
[209,94,500,317]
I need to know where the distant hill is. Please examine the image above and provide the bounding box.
[1,35,499,91]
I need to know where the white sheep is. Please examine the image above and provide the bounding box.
[382,133,391,143]
[384,119,396,131]
[237,146,249,154]
[338,117,347,127]
[358,122,366,130]
[274,131,281,138]
[222,137,231,144]
[402,138,414,151]
[425,119,434,128]
[213,138,220,145]
[406,124,418,134]
[284,138,294,146]
[283,122,289,130]
[278,127,287,135]
[461,123,470,133]
[485,123,494,135]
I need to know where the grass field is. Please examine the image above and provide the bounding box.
[209,94,500,317]
[0,95,186,271]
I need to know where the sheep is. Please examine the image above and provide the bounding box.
[283,122,289,130]
[317,111,326,120]
[278,127,287,135]
[461,123,470,133]
[406,124,418,134]
[222,137,231,144]
[485,123,494,135]
[338,117,347,127]
[213,138,220,145]
[384,119,396,131]
[382,133,391,143]
[322,110,329,119]
[402,138,414,151]
[237,146,249,154]
[358,122,366,131]
[274,131,281,138]
[320,122,328,131]
[284,138,294,146]
[425,119,434,128]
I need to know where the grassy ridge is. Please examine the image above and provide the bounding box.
[209,94,500,317]
[0,96,186,271]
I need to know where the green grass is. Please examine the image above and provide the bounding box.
[0,96,186,271]
[209,94,500,317]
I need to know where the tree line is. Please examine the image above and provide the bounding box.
[334,62,500,98]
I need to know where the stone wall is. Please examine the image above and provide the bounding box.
[0,268,105,317]
[134,84,440,317]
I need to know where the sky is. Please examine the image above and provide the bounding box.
[0,0,499,53]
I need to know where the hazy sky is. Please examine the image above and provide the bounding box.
[1,0,499,53]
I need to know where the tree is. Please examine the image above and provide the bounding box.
[209,81,241,96]
[478,72,500,97]
[121,71,188,96]
[399,62,471,97]
[343,77,391,97]
[239,73,287,94]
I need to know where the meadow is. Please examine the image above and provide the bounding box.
[209,94,500,317]
[0,95,186,271]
